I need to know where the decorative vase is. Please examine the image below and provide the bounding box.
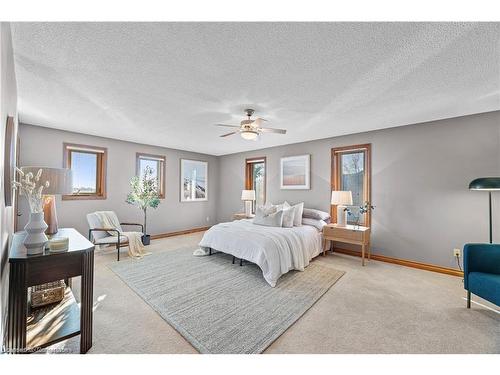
[24,212,49,255]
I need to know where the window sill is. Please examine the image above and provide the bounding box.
[62,194,107,201]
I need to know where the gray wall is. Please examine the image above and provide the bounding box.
[0,23,18,348]
[18,124,219,237]
[15,105,500,271]
[217,111,500,269]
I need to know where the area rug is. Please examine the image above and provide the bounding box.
[108,247,345,354]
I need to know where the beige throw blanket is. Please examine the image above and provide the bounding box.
[95,211,148,259]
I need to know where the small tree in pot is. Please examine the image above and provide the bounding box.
[126,166,160,245]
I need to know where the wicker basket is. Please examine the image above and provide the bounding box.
[30,280,66,308]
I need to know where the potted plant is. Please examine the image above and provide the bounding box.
[345,201,375,229]
[126,166,160,245]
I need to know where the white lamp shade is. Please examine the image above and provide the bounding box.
[21,167,73,195]
[241,189,256,201]
[331,190,353,206]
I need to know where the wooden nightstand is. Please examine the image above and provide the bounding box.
[233,213,255,220]
[322,224,371,266]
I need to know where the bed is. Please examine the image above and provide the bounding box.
[198,219,323,287]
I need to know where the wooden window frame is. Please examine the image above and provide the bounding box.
[63,143,107,200]
[136,152,166,199]
[331,144,371,226]
[245,157,266,213]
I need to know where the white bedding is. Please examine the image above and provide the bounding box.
[198,219,322,287]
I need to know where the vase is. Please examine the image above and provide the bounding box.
[24,212,48,255]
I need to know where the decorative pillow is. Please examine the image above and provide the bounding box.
[284,201,304,226]
[281,207,295,228]
[302,208,331,222]
[254,208,283,227]
[273,201,290,212]
[302,217,328,231]
[257,203,277,216]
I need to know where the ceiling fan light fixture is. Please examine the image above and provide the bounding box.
[240,130,258,140]
[215,109,285,140]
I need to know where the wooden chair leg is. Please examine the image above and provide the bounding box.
[467,291,471,308]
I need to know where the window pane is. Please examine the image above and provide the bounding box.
[253,162,265,208]
[340,151,364,222]
[71,151,97,194]
[139,159,159,181]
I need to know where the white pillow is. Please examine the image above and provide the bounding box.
[284,201,304,226]
[273,201,290,212]
[254,207,283,227]
[257,203,277,216]
[281,207,295,228]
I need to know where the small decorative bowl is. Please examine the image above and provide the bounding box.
[48,237,69,253]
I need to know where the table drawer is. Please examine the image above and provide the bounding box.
[323,226,365,242]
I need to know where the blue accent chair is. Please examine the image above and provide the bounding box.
[463,244,500,308]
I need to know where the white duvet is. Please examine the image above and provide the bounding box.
[198,219,323,287]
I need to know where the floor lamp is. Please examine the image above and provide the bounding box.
[469,177,500,243]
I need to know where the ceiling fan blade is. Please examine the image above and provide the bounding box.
[259,127,287,134]
[220,131,238,138]
[215,124,240,128]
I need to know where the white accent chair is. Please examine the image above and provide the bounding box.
[86,211,143,261]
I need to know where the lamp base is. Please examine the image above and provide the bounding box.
[336,205,348,227]
[43,195,59,235]
[244,201,253,217]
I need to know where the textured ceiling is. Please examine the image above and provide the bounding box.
[10,22,500,155]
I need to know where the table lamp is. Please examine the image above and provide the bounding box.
[241,189,256,217]
[469,177,500,243]
[21,167,73,235]
[331,190,353,227]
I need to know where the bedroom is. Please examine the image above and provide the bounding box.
[1,1,499,373]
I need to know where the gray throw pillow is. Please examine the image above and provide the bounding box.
[254,207,284,227]
[302,217,328,231]
[302,208,331,222]
[281,207,295,228]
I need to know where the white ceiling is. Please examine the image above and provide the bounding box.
[10,22,500,156]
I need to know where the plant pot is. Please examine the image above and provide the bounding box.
[24,212,48,255]
[142,234,151,246]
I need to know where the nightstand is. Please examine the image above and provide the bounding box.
[322,224,371,266]
[233,213,255,220]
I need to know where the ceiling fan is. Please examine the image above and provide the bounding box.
[215,109,286,140]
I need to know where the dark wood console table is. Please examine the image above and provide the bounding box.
[6,228,95,354]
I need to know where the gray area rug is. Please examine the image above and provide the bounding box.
[108,248,345,354]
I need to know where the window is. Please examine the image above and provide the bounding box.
[63,143,107,200]
[245,157,266,213]
[136,153,166,199]
[331,144,371,226]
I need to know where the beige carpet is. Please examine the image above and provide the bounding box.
[46,232,499,354]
